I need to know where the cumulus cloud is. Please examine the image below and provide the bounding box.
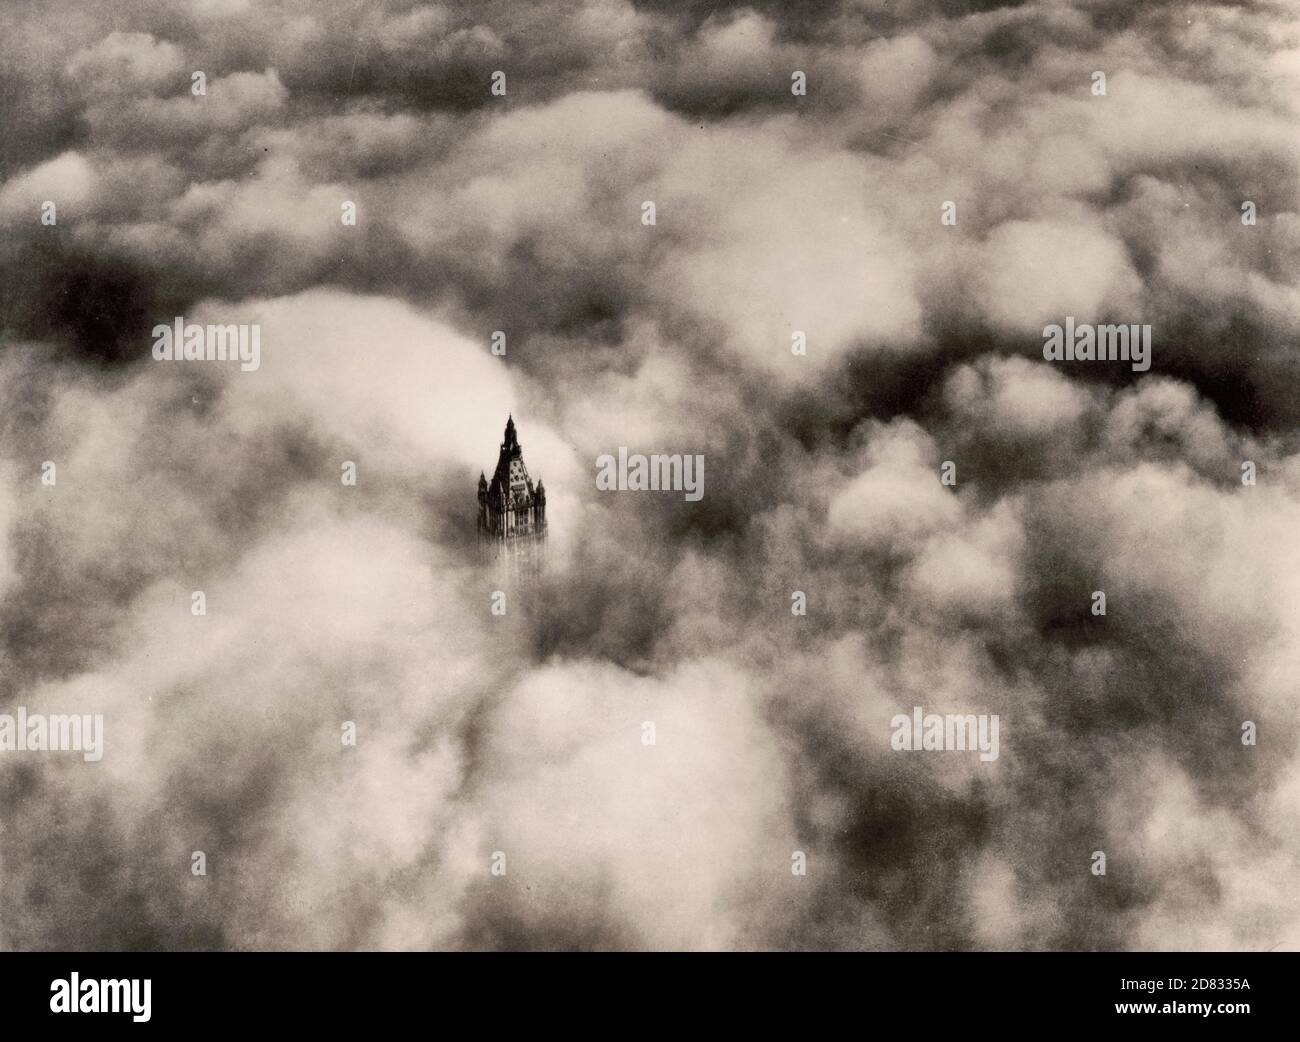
[0,0,1298,952]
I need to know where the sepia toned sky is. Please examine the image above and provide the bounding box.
[0,0,1298,950]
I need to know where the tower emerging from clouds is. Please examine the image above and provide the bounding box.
[478,415,547,578]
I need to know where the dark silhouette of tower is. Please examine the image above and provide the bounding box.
[478,415,547,578]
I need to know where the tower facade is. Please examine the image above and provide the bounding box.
[478,415,547,578]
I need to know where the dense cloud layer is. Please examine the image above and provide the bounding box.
[0,0,1298,950]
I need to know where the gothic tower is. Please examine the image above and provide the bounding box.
[478,415,547,578]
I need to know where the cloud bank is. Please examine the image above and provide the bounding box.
[1,0,1298,950]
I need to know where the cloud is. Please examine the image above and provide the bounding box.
[977,219,1141,335]
[0,151,96,224]
[828,421,959,550]
[64,30,186,93]
[464,658,797,949]
[1,0,1299,952]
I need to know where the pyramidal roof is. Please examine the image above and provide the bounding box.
[489,415,534,505]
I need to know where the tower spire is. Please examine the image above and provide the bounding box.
[478,415,546,577]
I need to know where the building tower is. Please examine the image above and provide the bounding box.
[478,415,547,578]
